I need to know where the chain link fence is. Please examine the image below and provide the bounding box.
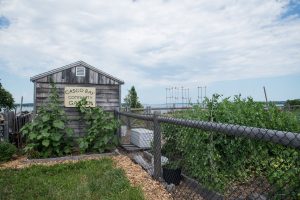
[116,109,300,200]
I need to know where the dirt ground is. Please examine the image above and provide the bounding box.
[0,154,172,200]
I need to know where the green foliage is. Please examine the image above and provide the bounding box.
[0,82,14,111]
[21,83,73,158]
[162,94,300,198]
[0,142,17,162]
[285,99,300,106]
[76,98,118,153]
[0,158,144,200]
[124,86,143,108]
[163,160,182,170]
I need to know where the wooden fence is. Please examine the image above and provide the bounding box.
[0,111,32,147]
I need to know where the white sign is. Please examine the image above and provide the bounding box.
[64,87,96,107]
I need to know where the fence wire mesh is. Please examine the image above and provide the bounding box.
[116,109,300,200]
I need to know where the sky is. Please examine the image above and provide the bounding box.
[0,0,300,105]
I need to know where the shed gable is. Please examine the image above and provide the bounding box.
[30,61,124,85]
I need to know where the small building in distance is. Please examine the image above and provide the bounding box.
[30,60,124,136]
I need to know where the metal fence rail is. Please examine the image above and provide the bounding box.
[116,110,300,200]
[117,111,300,149]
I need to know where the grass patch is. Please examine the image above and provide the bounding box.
[0,158,144,200]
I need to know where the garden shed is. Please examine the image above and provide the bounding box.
[30,60,124,136]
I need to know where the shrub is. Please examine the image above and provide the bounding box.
[285,99,300,106]
[76,98,118,153]
[0,142,17,162]
[21,82,73,158]
[162,94,300,198]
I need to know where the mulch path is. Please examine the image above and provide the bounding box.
[113,155,172,200]
[0,154,110,169]
[0,154,172,200]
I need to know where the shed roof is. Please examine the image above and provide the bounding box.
[30,60,124,84]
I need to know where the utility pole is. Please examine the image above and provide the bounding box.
[165,88,168,106]
[175,86,178,105]
[200,86,203,105]
[187,88,190,105]
[181,86,184,107]
[263,86,269,110]
[20,96,23,114]
[171,87,174,104]
[197,86,199,104]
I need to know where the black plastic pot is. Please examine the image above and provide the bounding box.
[163,167,182,185]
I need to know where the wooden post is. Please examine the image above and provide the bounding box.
[114,108,121,138]
[20,96,23,114]
[3,111,9,141]
[263,86,269,110]
[33,81,37,116]
[0,124,4,142]
[153,112,162,180]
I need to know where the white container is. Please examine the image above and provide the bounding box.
[130,128,153,148]
[121,125,127,136]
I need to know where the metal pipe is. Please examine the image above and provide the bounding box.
[158,116,300,149]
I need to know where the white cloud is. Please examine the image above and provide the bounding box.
[0,0,300,92]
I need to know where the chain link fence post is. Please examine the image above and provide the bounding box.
[125,107,132,129]
[153,112,162,180]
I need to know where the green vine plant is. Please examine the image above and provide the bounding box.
[76,98,118,153]
[162,94,300,198]
[21,82,73,158]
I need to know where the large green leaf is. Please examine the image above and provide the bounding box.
[53,120,65,129]
[51,133,62,142]
[52,142,60,147]
[42,139,50,147]
[41,131,50,138]
[66,128,73,137]
[21,128,28,135]
[64,146,71,154]
[79,141,88,151]
[42,115,50,122]
[29,132,37,140]
[37,135,43,140]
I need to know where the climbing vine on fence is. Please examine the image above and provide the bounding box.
[21,82,73,158]
[162,94,300,198]
[76,98,118,153]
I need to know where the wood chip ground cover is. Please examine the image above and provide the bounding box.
[113,155,172,200]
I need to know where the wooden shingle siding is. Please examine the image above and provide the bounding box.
[32,61,123,137]
[35,82,120,136]
[36,66,119,85]
[35,85,119,110]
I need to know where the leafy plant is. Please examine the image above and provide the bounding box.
[162,94,300,198]
[0,81,14,111]
[21,82,73,158]
[0,142,17,162]
[76,98,118,153]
